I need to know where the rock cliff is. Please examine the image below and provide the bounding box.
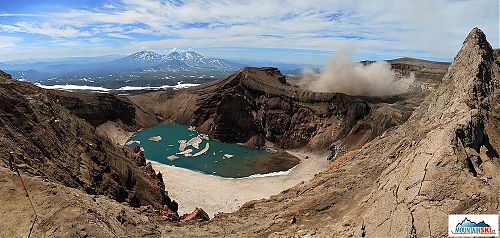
[48,59,446,157]
[128,67,419,157]
[164,27,500,238]
[0,73,178,236]
[50,89,158,131]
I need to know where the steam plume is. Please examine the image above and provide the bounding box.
[299,49,415,96]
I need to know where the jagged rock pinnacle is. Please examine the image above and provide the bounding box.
[454,27,494,65]
[463,27,489,48]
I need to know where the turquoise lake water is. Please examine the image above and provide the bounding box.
[127,124,275,178]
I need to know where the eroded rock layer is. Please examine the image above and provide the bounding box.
[0,73,177,212]
[164,27,500,238]
[128,67,421,157]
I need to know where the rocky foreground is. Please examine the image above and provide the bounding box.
[0,28,498,237]
[0,71,180,237]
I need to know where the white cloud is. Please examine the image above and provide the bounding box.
[89,38,104,43]
[103,4,117,9]
[107,33,133,39]
[0,0,498,61]
[0,36,21,48]
[1,21,91,38]
[92,25,124,33]
[0,13,44,17]
[55,0,499,57]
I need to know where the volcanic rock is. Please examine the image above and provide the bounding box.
[129,67,377,154]
[128,145,146,166]
[163,205,180,222]
[164,27,499,238]
[0,71,13,82]
[49,89,145,130]
[0,73,178,220]
[181,207,210,222]
[143,162,157,179]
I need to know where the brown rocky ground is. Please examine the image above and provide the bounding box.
[0,74,178,210]
[50,88,158,132]
[388,57,450,83]
[0,166,165,237]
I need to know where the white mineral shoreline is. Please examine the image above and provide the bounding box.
[148,150,329,217]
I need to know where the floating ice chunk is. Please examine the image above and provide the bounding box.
[126,140,140,146]
[193,143,210,157]
[148,136,162,142]
[177,149,193,155]
[200,134,209,140]
[167,155,179,161]
[179,140,187,151]
[187,136,202,149]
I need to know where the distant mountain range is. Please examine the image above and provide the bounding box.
[116,51,238,71]
[0,51,241,82]
[0,51,322,90]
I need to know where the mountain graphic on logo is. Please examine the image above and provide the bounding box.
[456,218,491,228]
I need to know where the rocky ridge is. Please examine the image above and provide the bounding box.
[0,72,180,236]
[128,66,419,159]
[162,27,500,237]
[49,56,449,158]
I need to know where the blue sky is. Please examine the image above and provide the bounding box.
[0,0,498,65]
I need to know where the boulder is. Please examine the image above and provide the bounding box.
[142,162,156,179]
[181,208,210,222]
[162,205,180,222]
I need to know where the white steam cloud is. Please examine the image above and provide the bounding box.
[299,49,415,96]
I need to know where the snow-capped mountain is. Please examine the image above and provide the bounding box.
[120,51,166,63]
[166,51,235,70]
[166,51,201,61]
[115,50,239,72]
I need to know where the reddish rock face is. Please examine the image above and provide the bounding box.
[129,146,146,167]
[142,162,157,179]
[188,67,372,150]
[162,205,180,222]
[181,207,210,222]
[129,67,377,154]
